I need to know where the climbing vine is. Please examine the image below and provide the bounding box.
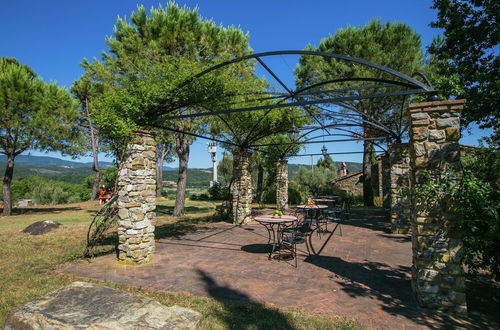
[411,170,499,279]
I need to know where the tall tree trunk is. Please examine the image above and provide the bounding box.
[363,139,374,206]
[2,153,15,216]
[86,97,100,201]
[91,144,100,200]
[173,134,190,216]
[255,164,264,203]
[156,147,167,197]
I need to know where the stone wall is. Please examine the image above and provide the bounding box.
[389,143,411,234]
[331,171,363,196]
[381,153,391,209]
[117,131,157,264]
[408,99,466,313]
[231,150,252,225]
[276,160,288,211]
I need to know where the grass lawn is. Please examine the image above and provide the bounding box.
[0,199,364,329]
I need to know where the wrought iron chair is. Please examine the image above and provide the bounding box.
[280,206,321,267]
[324,200,350,236]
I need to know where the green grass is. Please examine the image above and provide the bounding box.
[0,199,365,329]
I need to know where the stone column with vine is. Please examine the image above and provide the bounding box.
[408,99,467,312]
[276,159,289,211]
[230,150,253,225]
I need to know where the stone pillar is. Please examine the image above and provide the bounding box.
[231,150,252,225]
[276,159,288,211]
[389,143,411,234]
[381,153,391,210]
[408,99,466,313]
[117,130,157,264]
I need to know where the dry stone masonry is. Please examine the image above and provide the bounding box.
[389,143,411,234]
[117,131,157,264]
[276,160,289,211]
[381,153,391,210]
[331,171,363,196]
[231,150,252,225]
[408,99,467,313]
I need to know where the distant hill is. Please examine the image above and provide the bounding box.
[0,154,362,187]
[0,154,115,168]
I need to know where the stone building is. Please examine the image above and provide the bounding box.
[331,171,363,196]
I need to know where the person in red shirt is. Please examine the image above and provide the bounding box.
[98,186,111,205]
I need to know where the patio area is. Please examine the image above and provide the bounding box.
[61,208,490,329]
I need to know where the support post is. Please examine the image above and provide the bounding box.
[408,99,467,313]
[231,150,252,224]
[276,159,288,211]
[381,153,391,210]
[389,143,411,234]
[117,130,157,264]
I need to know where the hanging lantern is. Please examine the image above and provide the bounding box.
[289,124,299,141]
[321,145,328,156]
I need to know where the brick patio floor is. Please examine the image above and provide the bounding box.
[61,208,493,329]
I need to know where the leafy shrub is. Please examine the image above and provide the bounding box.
[190,193,210,201]
[84,166,118,192]
[261,181,309,205]
[10,176,91,205]
[294,166,336,197]
[412,170,499,279]
[262,183,276,204]
[100,166,118,191]
[208,182,230,201]
[288,181,309,204]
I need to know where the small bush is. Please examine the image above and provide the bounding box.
[288,181,309,204]
[100,166,118,190]
[11,176,91,205]
[208,182,230,200]
[190,193,210,201]
[262,183,276,204]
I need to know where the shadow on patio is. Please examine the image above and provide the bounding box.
[196,269,297,329]
[304,255,494,329]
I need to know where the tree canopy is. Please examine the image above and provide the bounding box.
[86,2,252,150]
[429,0,499,142]
[295,19,425,136]
[295,20,425,205]
[0,57,81,215]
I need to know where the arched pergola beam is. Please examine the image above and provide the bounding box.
[293,151,385,157]
[172,50,436,95]
[293,77,418,98]
[162,80,415,119]
[295,84,395,98]
[253,136,385,147]
[161,88,424,120]
[325,126,389,152]
[299,103,399,138]
[146,122,267,154]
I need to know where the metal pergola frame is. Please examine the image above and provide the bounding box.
[145,50,438,156]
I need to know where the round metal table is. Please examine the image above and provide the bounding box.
[254,215,297,260]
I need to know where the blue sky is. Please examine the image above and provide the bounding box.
[0,1,491,167]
